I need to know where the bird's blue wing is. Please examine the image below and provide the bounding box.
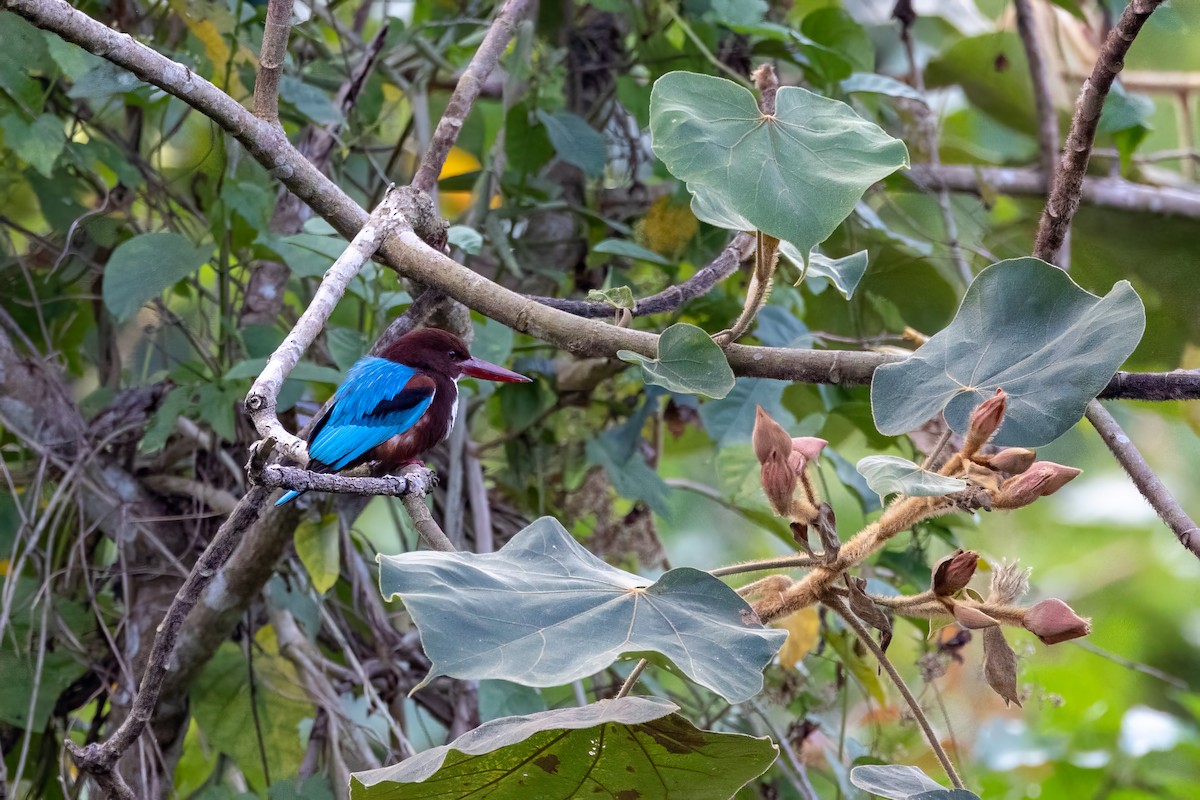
[307,358,435,471]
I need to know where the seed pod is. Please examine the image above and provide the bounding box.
[1023,598,1091,645]
[932,550,979,596]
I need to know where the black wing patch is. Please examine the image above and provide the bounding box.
[366,375,436,419]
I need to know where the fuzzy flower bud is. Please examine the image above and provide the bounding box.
[985,447,1037,474]
[932,550,979,596]
[753,406,797,516]
[1023,598,1091,645]
[787,437,828,474]
[963,388,1007,455]
[995,461,1082,509]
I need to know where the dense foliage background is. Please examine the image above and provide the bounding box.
[2,0,1199,798]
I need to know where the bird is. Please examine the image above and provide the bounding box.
[275,327,531,505]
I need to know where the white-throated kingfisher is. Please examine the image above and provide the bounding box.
[275,328,530,505]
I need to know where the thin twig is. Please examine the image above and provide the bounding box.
[898,14,972,285]
[826,596,965,790]
[1014,0,1068,268]
[615,659,649,699]
[709,555,819,578]
[1084,402,1199,559]
[410,0,530,193]
[251,0,295,124]
[65,488,270,796]
[1034,0,1166,264]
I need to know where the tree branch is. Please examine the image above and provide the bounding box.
[908,164,1200,219]
[410,0,530,193]
[65,488,270,798]
[250,0,294,124]
[531,233,753,318]
[825,595,965,790]
[1085,402,1199,559]
[244,185,414,464]
[251,463,436,499]
[9,0,1198,403]
[1034,0,1166,264]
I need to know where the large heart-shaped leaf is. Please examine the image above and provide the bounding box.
[350,697,778,800]
[378,517,785,703]
[871,258,1145,447]
[856,456,966,500]
[617,323,735,399]
[650,71,909,255]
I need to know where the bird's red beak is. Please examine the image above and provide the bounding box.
[459,357,531,383]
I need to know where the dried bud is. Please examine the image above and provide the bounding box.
[995,461,1082,509]
[985,447,1037,474]
[963,389,1007,454]
[988,560,1031,606]
[761,457,797,517]
[951,603,999,630]
[1023,598,1091,645]
[932,550,979,596]
[753,406,798,516]
[753,405,793,464]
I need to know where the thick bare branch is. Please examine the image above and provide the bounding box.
[250,0,294,124]
[410,0,530,193]
[252,463,435,499]
[910,164,1200,218]
[1034,0,1166,264]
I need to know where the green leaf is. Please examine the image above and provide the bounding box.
[279,75,343,125]
[799,7,873,82]
[326,327,370,373]
[651,72,907,255]
[617,323,735,399]
[593,238,673,266]
[0,113,66,177]
[699,378,795,447]
[294,515,340,594]
[224,358,343,384]
[0,648,87,729]
[447,224,483,255]
[855,456,966,501]
[190,640,310,791]
[536,110,607,177]
[65,60,143,99]
[841,73,927,104]
[850,764,980,799]
[705,0,768,27]
[102,232,210,321]
[871,258,1145,447]
[350,697,778,799]
[926,33,1035,136]
[779,241,869,299]
[267,233,348,278]
[378,517,785,702]
[587,285,636,310]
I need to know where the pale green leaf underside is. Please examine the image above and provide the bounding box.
[855,455,966,500]
[617,323,735,399]
[650,71,909,255]
[871,258,1145,447]
[378,517,785,703]
[350,697,778,800]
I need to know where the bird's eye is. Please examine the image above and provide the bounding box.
[448,350,461,360]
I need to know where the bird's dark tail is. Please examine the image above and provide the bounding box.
[274,490,305,506]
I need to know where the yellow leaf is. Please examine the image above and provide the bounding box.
[294,514,340,594]
[774,606,820,669]
[0,560,9,576]
[637,196,698,259]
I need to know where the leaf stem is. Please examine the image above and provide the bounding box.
[710,555,819,577]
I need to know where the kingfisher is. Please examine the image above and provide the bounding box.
[275,328,530,506]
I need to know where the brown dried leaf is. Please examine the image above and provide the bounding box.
[982,626,1022,707]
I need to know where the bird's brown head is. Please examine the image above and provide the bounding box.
[379,328,531,383]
